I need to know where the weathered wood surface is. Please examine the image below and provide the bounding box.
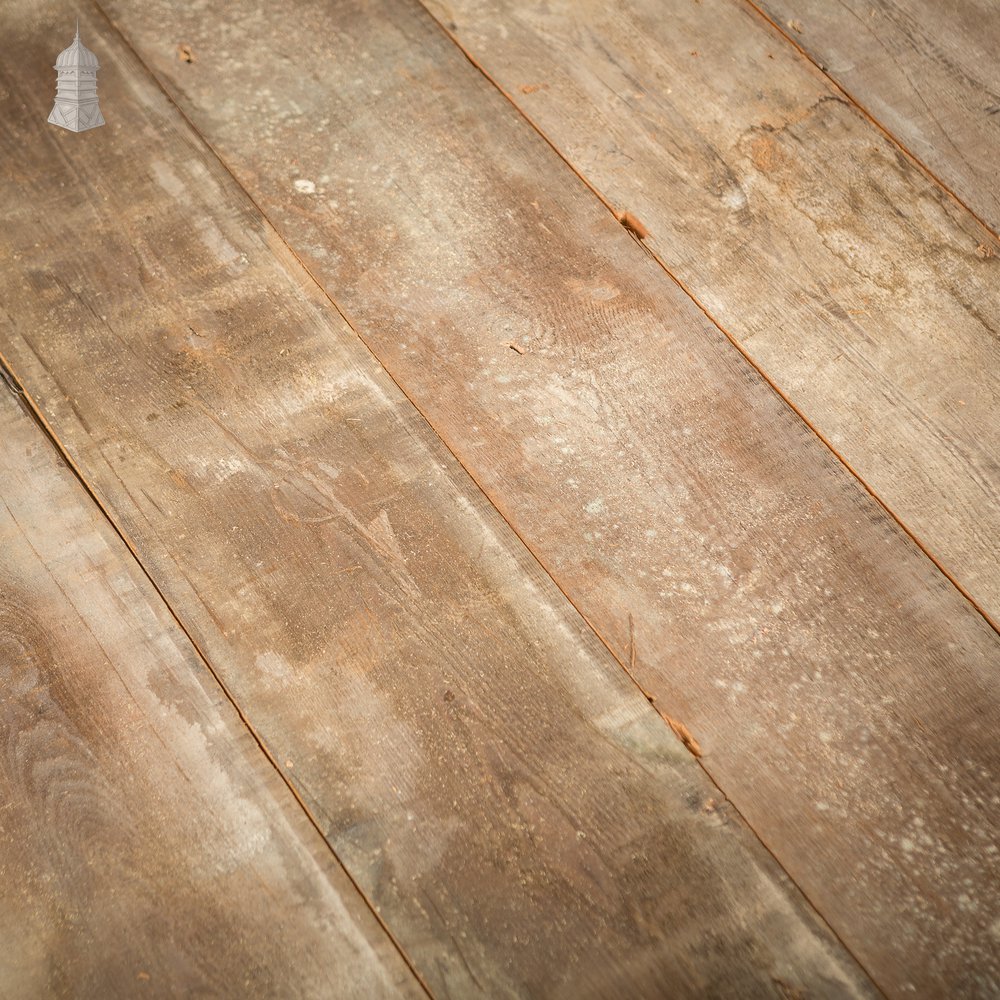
[421,0,1000,624]
[89,1,1000,996]
[0,393,422,998]
[756,0,1000,233]
[0,4,876,997]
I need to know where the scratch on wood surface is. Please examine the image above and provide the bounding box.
[616,210,650,240]
[628,612,636,672]
[0,358,25,396]
[628,612,700,757]
[176,43,196,63]
[773,976,806,999]
[505,341,526,355]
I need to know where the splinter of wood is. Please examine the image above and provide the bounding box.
[616,210,650,240]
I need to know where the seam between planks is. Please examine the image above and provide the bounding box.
[0,352,436,1000]
[88,4,889,992]
[741,0,1000,242]
[414,1,1000,642]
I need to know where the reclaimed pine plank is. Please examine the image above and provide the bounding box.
[755,0,1000,232]
[419,0,1000,626]
[89,0,1000,996]
[0,4,876,997]
[0,391,422,998]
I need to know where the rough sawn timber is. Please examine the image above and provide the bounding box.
[92,0,1000,996]
[421,0,1000,623]
[0,388,422,998]
[756,0,1000,233]
[0,3,876,998]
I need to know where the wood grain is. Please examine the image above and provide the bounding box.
[420,0,1000,627]
[87,1,1000,996]
[756,0,1000,232]
[0,390,421,998]
[0,3,876,996]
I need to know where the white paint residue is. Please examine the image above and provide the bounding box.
[207,229,240,267]
[722,186,748,211]
[212,455,250,483]
[150,160,185,197]
[256,650,294,686]
[294,178,316,194]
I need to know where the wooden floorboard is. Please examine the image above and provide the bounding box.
[422,0,1000,626]
[0,389,422,998]
[0,4,879,997]
[755,0,1000,233]
[84,1,1000,996]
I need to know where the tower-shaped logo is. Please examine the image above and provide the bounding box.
[48,21,105,133]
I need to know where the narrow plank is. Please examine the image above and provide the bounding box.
[419,0,1000,626]
[0,3,875,997]
[88,1,1000,996]
[0,392,421,997]
[755,0,1000,232]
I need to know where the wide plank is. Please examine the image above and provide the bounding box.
[0,389,421,997]
[418,0,1000,626]
[0,3,875,997]
[90,1,1000,996]
[755,0,1000,232]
